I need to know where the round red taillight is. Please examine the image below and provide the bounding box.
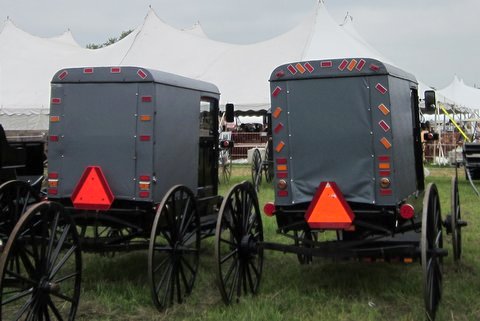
[400,204,415,220]
[263,202,276,217]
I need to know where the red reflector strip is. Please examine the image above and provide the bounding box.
[140,135,151,141]
[294,63,305,74]
[139,175,150,181]
[48,188,58,195]
[273,107,282,119]
[275,141,285,153]
[83,68,94,74]
[111,67,121,73]
[287,65,297,75]
[137,69,147,79]
[51,98,62,105]
[141,96,153,103]
[380,137,392,149]
[347,59,357,71]
[379,170,391,177]
[356,59,366,71]
[48,172,59,179]
[277,172,288,179]
[274,122,284,134]
[378,103,390,116]
[49,135,59,142]
[338,59,348,71]
[276,158,287,165]
[379,120,391,132]
[278,190,288,197]
[304,62,314,73]
[272,86,282,97]
[370,64,380,71]
[375,83,388,94]
[276,70,285,78]
[320,61,333,68]
[58,71,68,80]
[378,155,390,162]
[380,189,393,196]
[139,191,150,198]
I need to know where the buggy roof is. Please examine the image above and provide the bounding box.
[51,66,220,95]
[270,58,417,84]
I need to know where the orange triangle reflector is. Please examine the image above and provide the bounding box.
[305,182,355,229]
[71,166,114,210]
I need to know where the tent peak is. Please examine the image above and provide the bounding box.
[340,12,354,26]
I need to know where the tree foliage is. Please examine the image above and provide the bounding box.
[86,30,133,49]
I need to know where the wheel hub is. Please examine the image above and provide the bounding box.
[39,279,61,294]
[239,235,257,257]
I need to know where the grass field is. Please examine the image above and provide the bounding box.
[75,166,479,321]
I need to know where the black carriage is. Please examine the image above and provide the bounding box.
[0,67,248,320]
[212,58,466,320]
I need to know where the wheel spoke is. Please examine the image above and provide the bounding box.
[220,248,238,265]
[2,287,33,305]
[11,296,34,320]
[47,297,65,321]
[153,255,171,274]
[49,245,77,279]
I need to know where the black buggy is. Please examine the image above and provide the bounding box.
[212,58,466,321]
[0,66,249,320]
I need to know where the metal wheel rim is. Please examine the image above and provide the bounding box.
[215,181,263,304]
[148,185,200,311]
[0,201,82,321]
[451,176,461,262]
[421,183,443,321]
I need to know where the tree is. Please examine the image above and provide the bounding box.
[86,30,133,49]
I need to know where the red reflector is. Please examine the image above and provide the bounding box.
[272,86,282,97]
[137,69,147,79]
[400,204,415,220]
[139,191,150,198]
[287,64,297,75]
[83,68,94,74]
[276,172,288,179]
[380,189,393,196]
[276,158,287,165]
[51,98,62,105]
[58,70,68,80]
[140,135,151,141]
[379,120,391,132]
[49,135,59,142]
[356,59,366,71]
[375,83,388,94]
[71,166,114,210]
[274,122,284,134]
[370,64,380,71]
[305,182,355,229]
[275,70,285,78]
[338,59,348,71]
[277,190,288,197]
[141,96,153,103]
[48,172,59,179]
[139,175,150,181]
[320,61,333,68]
[111,67,121,73]
[304,62,314,73]
[378,155,390,162]
[263,202,276,217]
[48,188,58,195]
[379,170,391,177]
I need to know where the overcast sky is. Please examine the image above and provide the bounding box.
[0,0,479,89]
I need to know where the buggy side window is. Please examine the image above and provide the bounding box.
[198,98,219,197]
[200,101,213,137]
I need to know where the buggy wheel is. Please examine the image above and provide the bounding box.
[220,149,232,184]
[0,201,82,321]
[294,230,316,265]
[215,181,263,304]
[421,183,444,321]
[148,185,200,311]
[450,176,465,263]
[0,180,40,244]
[263,143,274,183]
[251,149,262,191]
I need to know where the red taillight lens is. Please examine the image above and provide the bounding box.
[263,202,275,217]
[400,204,415,220]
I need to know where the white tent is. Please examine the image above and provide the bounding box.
[437,76,480,111]
[0,1,449,131]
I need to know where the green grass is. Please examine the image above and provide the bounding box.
[75,166,480,321]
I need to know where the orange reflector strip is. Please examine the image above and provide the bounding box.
[277,165,287,171]
[378,104,390,116]
[275,141,285,153]
[379,163,390,169]
[403,258,413,263]
[295,63,306,74]
[139,182,150,190]
[305,182,355,229]
[347,59,357,71]
[380,137,392,149]
[140,115,152,121]
[273,107,282,119]
[48,179,58,188]
[50,116,60,123]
